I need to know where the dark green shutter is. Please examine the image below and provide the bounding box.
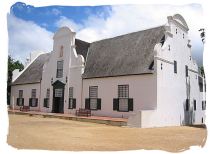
[35,98,38,107]
[68,98,71,109]
[44,98,47,107]
[128,98,133,111]
[97,98,101,110]
[113,98,119,111]
[17,98,19,106]
[73,98,76,109]
[186,99,189,111]
[29,98,32,106]
[85,98,90,109]
[22,98,24,106]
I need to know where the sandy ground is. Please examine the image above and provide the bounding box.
[7,114,207,152]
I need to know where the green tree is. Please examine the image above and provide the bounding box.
[7,55,24,105]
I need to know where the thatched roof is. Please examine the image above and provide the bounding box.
[12,53,50,85]
[83,26,166,79]
[75,39,90,60]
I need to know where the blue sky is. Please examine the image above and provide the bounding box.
[8,2,204,66]
[11,2,111,32]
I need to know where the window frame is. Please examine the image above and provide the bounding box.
[31,89,36,98]
[68,87,76,109]
[202,101,206,110]
[118,85,129,112]
[56,60,63,78]
[89,86,98,110]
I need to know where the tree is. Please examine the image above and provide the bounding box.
[7,55,24,105]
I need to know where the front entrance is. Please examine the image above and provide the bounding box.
[52,80,65,113]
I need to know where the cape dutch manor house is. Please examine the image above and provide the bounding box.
[10,14,206,128]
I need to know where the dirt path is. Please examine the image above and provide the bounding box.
[7,114,207,152]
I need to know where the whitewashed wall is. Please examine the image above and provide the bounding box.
[129,15,206,128]
[40,27,84,114]
[82,74,156,118]
[10,83,41,111]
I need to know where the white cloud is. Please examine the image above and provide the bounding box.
[55,16,83,32]
[52,8,62,16]
[7,14,53,63]
[58,4,204,65]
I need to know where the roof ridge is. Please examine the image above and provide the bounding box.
[91,25,165,44]
[12,53,50,84]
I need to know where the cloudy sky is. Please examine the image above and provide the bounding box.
[8,2,204,66]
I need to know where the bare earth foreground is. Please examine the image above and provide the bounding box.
[7,114,207,152]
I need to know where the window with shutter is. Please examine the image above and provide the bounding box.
[118,85,129,112]
[202,101,206,110]
[19,90,23,98]
[56,60,63,78]
[68,87,76,109]
[18,90,24,106]
[44,89,50,108]
[46,88,50,98]
[174,61,177,73]
[31,89,36,98]
[89,86,98,110]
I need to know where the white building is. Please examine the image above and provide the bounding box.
[10,14,206,128]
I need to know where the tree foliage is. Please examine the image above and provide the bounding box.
[7,55,24,104]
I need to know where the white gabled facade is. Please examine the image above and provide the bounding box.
[128,14,206,127]
[40,27,84,114]
[10,14,206,128]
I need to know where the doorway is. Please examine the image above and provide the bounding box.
[52,80,65,113]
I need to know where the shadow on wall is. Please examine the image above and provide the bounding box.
[182,100,195,126]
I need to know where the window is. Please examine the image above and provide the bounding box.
[183,33,185,39]
[89,86,98,110]
[85,86,101,110]
[193,100,196,111]
[185,65,188,77]
[31,89,36,98]
[69,87,76,109]
[118,85,129,112]
[186,99,189,111]
[17,90,24,106]
[174,61,177,73]
[202,101,206,110]
[176,29,177,34]
[30,89,37,107]
[46,88,50,98]
[44,89,50,108]
[55,89,63,97]
[69,87,73,98]
[161,63,163,70]
[60,46,64,57]
[56,60,63,78]
[118,85,129,98]
[168,45,170,51]
[19,90,23,98]
[113,85,133,112]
